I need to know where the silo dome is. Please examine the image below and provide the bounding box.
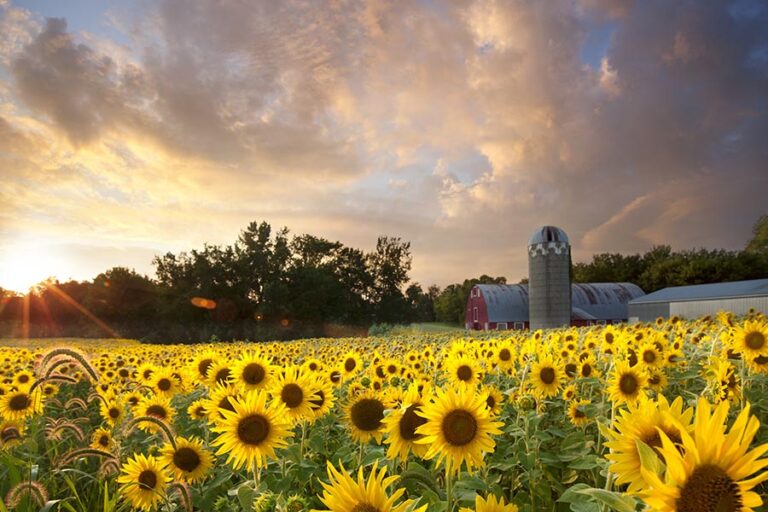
[528,226,569,246]
[528,225,572,330]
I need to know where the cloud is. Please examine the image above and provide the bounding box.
[0,0,766,288]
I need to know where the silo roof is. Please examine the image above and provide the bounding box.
[529,226,569,245]
[628,279,768,305]
[476,284,529,322]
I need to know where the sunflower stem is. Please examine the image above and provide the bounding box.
[445,469,454,512]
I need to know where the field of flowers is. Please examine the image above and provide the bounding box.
[1,313,767,512]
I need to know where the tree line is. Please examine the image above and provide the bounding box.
[0,221,436,342]
[1,216,766,340]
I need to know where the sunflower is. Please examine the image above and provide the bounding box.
[136,395,175,434]
[481,386,504,417]
[346,390,388,444]
[206,361,234,387]
[636,342,663,370]
[187,399,208,420]
[159,436,213,483]
[607,360,648,405]
[639,398,768,511]
[529,353,565,398]
[308,376,336,423]
[117,453,171,512]
[383,385,429,461]
[210,390,292,470]
[340,351,363,378]
[567,399,591,427]
[316,461,426,512]
[603,396,694,495]
[12,370,35,390]
[0,388,42,421]
[269,365,318,424]
[230,351,273,392]
[459,494,519,512]
[731,319,768,359]
[0,420,24,449]
[149,368,180,397]
[445,355,484,388]
[90,427,114,451]
[204,382,242,424]
[100,396,126,427]
[190,350,218,383]
[415,386,503,475]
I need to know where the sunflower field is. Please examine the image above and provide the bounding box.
[1,313,768,512]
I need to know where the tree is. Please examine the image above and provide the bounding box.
[746,214,768,254]
[367,237,412,323]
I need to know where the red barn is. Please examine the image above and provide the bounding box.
[465,283,644,330]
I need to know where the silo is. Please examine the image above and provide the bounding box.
[528,226,571,330]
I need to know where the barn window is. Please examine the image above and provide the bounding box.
[473,307,478,322]
[596,320,607,325]
[497,322,508,330]
[514,322,525,330]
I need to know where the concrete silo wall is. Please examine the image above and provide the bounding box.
[528,241,571,330]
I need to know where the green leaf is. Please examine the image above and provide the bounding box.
[635,439,664,476]
[574,488,639,512]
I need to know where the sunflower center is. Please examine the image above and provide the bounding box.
[157,378,172,391]
[344,358,357,372]
[108,407,120,419]
[745,331,765,350]
[499,349,511,361]
[18,374,30,383]
[442,409,478,446]
[754,355,768,365]
[539,367,556,385]
[173,447,201,472]
[214,368,231,385]
[573,408,586,419]
[350,504,379,512]
[486,395,496,410]
[242,363,266,385]
[98,435,109,447]
[198,359,213,377]
[281,383,304,408]
[605,333,614,344]
[565,363,577,377]
[677,464,742,512]
[643,350,657,364]
[351,398,385,431]
[456,365,473,381]
[619,374,638,395]
[218,396,236,414]
[9,394,29,411]
[581,364,593,378]
[237,414,270,445]
[146,405,167,419]
[309,390,326,410]
[138,470,157,490]
[399,404,426,441]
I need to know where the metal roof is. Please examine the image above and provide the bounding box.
[476,282,644,322]
[477,284,529,322]
[529,226,569,245]
[628,279,768,305]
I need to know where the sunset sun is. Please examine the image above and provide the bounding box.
[0,243,67,294]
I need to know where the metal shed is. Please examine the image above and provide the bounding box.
[627,279,768,323]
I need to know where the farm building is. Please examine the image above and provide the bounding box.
[627,278,768,323]
[465,282,645,331]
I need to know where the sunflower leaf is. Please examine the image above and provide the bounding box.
[574,488,638,512]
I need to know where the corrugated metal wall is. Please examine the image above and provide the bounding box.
[670,297,768,318]
[628,302,670,323]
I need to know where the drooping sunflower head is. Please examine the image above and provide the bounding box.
[117,453,171,512]
[0,420,25,450]
[415,385,503,475]
[383,384,429,461]
[567,399,592,428]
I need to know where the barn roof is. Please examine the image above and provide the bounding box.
[628,279,768,305]
[476,284,529,322]
[476,282,645,322]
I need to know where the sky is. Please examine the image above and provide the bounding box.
[0,0,766,293]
